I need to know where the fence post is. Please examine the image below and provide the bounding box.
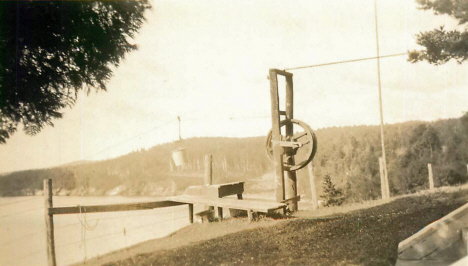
[428,163,434,190]
[188,204,194,224]
[204,155,213,213]
[44,179,56,266]
[379,157,387,199]
[384,161,390,199]
[307,163,318,210]
[204,154,213,186]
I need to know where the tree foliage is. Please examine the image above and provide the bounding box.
[2,114,468,199]
[409,0,468,64]
[0,1,151,143]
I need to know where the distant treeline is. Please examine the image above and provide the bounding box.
[1,113,467,201]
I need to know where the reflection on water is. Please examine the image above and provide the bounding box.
[0,196,189,266]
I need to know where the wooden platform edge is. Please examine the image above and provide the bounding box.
[397,201,468,256]
[169,195,286,213]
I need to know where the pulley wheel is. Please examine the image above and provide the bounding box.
[265,119,317,171]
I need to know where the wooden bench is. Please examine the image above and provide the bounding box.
[184,181,244,199]
[185,182,244,220]
[170,194,286,223]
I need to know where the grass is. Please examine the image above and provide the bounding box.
[101,188,468,266]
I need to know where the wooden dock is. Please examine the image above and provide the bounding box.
[170,194,286,222]
[49,195,286,224]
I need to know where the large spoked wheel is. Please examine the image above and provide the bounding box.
[265,119,317,171]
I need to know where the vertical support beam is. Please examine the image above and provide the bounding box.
[204,154,213,211]
[307,163,318,210]
[188,204,194,224]
[428,163,434,191]
[269,69,285,204]
[247,210,253,223]
[44,179,57,266]
[284,74,297,211]
[204,154,213,186]
[215,207,223,221]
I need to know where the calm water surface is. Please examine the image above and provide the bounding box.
[0,196,190,266]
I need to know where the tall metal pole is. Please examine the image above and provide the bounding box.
[374,0,389,197]
[177,116,181,141]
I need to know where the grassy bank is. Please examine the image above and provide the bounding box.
[78,187,468,266]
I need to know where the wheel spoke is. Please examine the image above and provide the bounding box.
[292,131,307,140]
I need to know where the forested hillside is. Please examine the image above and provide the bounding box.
[1,113,467,202]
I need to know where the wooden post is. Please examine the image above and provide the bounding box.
[428,163,434,190]
[307,163,318,210]
[284,74,298,211]
[247,209,253,223]
[269,69,285,204]
[384,160,390,199]
[188,204,194,224]
[204,154,213,212]
[215,207,223,220]
[379,157,388,199]
[204,154,212,186]
[44,179,57,266]
[462,228,468,255]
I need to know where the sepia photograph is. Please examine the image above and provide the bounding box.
[1,0,468,265]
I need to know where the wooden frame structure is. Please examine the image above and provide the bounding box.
[269,68,298,211]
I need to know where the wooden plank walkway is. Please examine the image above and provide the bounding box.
[48,193,285,225]
[170,195,286,213]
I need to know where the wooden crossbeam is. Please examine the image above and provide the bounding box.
[274,69,293,77]
[281,195,301,205]
[49,201,185,215]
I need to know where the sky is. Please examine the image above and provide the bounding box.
[1,0,468,174]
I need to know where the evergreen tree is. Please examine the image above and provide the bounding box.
[408,0,468,64]
[0,1,151,143]
[320,175,345,207]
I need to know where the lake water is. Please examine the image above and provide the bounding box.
[0,196,190,266]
